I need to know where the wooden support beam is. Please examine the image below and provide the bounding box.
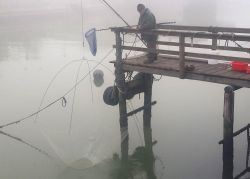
[222,85,237,179]
[114,31,129,178]
[115,32,128,129]
[143,126,157,179]
[219,123,248,145]
[247,127,250,168]
[126,101,157,118]
[120,127,129,179]
[143,74,153,128]
[234,168,249,179]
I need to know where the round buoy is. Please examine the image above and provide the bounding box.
[103,86,119,106]
[93,69,104,87]
[93,69,104,79]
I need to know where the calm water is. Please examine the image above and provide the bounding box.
[1,1,250,179]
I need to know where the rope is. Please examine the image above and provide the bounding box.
[0,49,114,129]
[36,58,113,123]
[0,130,54,160]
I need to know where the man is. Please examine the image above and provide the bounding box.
[137,4,157,64]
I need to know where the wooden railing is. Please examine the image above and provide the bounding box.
[112,25,250,78]
[219,124,250,179]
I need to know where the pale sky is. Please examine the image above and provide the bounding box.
[1,0,250,27]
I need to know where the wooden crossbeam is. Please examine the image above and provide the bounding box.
[126,101,157,118]
[219,124,250,144]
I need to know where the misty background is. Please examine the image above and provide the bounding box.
[1,0,250,179]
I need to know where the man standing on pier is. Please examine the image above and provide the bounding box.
[137,4,157,64]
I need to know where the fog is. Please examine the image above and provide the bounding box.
[1,0,250,179]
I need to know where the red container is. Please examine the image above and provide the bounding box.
[231,61,248,72]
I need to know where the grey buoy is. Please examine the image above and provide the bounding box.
[93,69,104,87]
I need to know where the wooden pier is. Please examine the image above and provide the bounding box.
[108,25,250,179]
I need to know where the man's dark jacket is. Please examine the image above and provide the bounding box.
[138,8,157,42]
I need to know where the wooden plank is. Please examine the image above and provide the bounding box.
[121,54,250,87]
[200,64,230,74]
[122,63,250,88]
[125,56,248,81]
[194,63,222,73]
[214,70,249,80]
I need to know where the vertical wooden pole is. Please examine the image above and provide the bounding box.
[143,74,153,128]
[143,73,154,177]
[143,73,156,179]
[114,29,129,179]
[222,86,235,179]
[212,32,218,50]
[143,127,157,179]
[246,126,250,169]
[179,34,185,79]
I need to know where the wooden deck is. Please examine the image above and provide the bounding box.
[122,55,250,88]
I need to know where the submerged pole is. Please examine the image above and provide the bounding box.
[143,126,157,179]
[143,73,156,179]
[143,74,153,128]
[114,29,129,179]
[222,86,241,179]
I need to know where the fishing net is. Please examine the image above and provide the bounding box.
[34,56,120,172]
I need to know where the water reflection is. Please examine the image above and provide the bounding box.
[93,69,104,87]
[57,126,159,179]
[113,127,158,179]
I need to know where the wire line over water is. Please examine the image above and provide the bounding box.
[0,49,115,129]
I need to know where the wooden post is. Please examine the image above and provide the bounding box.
[114,29,129,179]
[212,32,218,50]
[143,127,157,179]
[143,73,156,178]
[246,127,250,168]
[143,74,153,128]
[222,86,240,179]
[179,34,185,78]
